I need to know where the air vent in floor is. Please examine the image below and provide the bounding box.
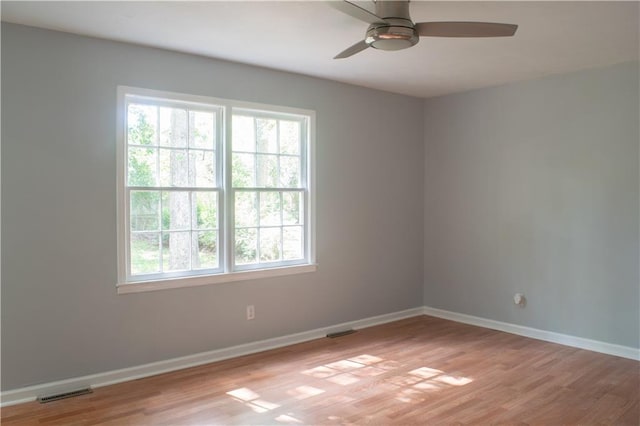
[326,329,356,338]
[37,388,92,403]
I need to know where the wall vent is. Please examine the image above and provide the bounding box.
[326,329,356,338]
[37,388,92,403]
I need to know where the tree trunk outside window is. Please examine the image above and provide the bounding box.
[169,110,193,270]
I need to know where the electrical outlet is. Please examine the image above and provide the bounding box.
[246,305,255,320]
[514,293,526,307]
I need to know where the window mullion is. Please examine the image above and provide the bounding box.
[224,106,233,273]
[302,118,309,263]
[124,187,132,280]
[253,117,258,187]
[256,192,261,264]
[189,191,193,272]
[301,118,308,188]
[280,191,284,262]
[155,107,161,187]
[154,102,162,270]
[159,199,164,274]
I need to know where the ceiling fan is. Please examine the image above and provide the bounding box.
[330,0,518,59]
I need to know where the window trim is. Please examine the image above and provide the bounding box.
[116,86,316,294]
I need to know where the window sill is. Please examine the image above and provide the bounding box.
[117,264,318,295]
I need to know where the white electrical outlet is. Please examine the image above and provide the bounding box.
[246,305,255,320]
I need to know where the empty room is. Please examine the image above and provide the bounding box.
[1,1,638,424]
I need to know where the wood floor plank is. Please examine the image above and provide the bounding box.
[2,315,638,425]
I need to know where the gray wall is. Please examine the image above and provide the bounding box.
[1,24,425,391]
[424,62,639,348]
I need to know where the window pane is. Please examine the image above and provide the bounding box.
[159,148,189,187]
[190,110,215,149]
[280,120,300,155]
[130,190,160,231]
[283,192,303,225]
[256,118,277,153]
[257,154,278,188]
[235,191,257,227]
[232,115,255,152]
[193,231,218,269]
[163,232,191,271]
[232,153,256,187]
[259,228,282,262]
[235,228,258,265]
[193,192,217,230]
[162,191,191,231]
[280,156,300,187]
[189,150,216,187]
[128,147,157,186]
[159,107,187,148]
[260,192,281,226]
[283,226,303,260]
[131,233,160,274]
[128,104,157,146]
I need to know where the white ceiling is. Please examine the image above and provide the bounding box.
[2,1,638,98]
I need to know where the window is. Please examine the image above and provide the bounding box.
[117,87,315,293]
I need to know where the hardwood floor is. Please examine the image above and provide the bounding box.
[2,315,638,425]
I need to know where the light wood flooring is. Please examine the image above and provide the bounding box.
[2,315,638,425]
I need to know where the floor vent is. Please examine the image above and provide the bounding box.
[37,388,93,403]
[326,329,356,338]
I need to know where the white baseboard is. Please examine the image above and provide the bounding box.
[0,307,424,407]
[423,306,640,361]
[3,305,637,407]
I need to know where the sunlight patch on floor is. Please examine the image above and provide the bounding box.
[226,387,281,414]
[348,354,383,365]
[413,381,446,391]
[395,367,473,401]
[287,385,325,400]
[434,374,473,386]
[325,360,365,371]
[409,367,443,379]
[301,366,338,378]
[351,366,386,377]
[275,413,304,424]
[226,387,259,401]
[226,354,473,420]
[301,353,385,381]
[326,372,360,386]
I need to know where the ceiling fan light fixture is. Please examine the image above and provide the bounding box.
[365,25,418,51]
[379,33,409,40]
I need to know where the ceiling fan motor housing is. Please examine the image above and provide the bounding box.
[366,18,419,51]
[366,1,418,51]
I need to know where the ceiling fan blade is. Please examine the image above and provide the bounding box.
[328,1,388,25]
[334,40,370,59]
[415,22,518,37]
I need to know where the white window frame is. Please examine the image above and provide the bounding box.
[117,86,316,294]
